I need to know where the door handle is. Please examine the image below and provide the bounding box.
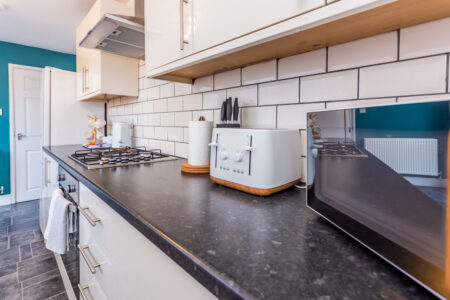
[17,133,26,140]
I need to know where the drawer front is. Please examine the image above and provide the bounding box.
[79,256,107,300]
[79,183,216,300]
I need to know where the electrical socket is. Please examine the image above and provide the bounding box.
[0,186,3,195]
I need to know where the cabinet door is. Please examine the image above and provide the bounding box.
[76,47,88,98]
[40,154,59,233]
[193,0,324,53]
[146,0,193,71]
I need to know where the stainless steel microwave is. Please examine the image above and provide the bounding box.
[306,100,449,299]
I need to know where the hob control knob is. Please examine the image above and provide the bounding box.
[57,174,65,182]
[220,150,229,160]
[234,151,244,163]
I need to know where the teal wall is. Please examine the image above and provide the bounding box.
[355,102,449,132]
[0,41,76,196]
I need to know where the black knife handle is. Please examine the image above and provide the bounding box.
[233,98,239,121]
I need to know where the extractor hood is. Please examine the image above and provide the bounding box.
[79,13,144,59]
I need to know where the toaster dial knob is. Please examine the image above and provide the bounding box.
[234,151,244,163]
[220,150,229,160]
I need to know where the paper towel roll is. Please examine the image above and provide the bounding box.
[188,121,213,166]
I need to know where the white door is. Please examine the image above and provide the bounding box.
[145,0,193,71]
[11,65,44,202]
[192,0,324,53]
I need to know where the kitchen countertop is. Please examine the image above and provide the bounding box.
[43,145,436,300]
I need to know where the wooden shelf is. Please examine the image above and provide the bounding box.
[154,0,450,82]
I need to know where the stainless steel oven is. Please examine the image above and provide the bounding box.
[56,166,80,299]
[306,100,448,299]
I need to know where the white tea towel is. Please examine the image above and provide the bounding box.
[44,189,71,254]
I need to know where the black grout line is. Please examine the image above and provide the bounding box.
[325,47,329,73]
[397,29,400,61]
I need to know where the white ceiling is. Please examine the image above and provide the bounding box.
[0,0,96,54]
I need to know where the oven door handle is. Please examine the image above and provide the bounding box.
[79,206,101,227]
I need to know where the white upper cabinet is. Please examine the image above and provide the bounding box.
[145,0,450,82]
[192,0,324,53]
[76,0,140,101]
[146,0,193,72]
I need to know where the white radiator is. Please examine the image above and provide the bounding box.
[364,138,439,176]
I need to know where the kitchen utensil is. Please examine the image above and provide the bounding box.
[188,120,213,166]
[233,98,239,122]
[112,122,132,148]
[226,98,232,122]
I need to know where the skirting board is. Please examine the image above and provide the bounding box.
[0,195,12,206]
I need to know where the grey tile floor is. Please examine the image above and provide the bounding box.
[0,200,69,300]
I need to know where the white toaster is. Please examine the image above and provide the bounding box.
[209,128,301,196]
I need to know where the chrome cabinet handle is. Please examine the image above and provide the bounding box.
[78,284,90,300]
[85,67,89,91]
[78,244,100,274]
[179,0,189,50]
[79,206,101,227]
[82,66,85,93]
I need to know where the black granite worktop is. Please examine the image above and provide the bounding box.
[43,145,436,300]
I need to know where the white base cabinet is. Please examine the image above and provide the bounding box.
[78,183,216,300]
[40,153,59,234]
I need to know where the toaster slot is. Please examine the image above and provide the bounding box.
[248,135,252,176]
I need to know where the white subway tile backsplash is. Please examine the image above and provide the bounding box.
[155,127,168,140]
[203,90,226,109]
[148,86,160,100]
[167,96,183,112]
[213,109,221,126]
[400,17,450,59]
[214,69,241,90]
[226,85,257,107]
[174,112,192,127]
[154,99,168,112]
[168,127,184,142]
[143,127,155,138]
[132,103,142,114]
[124,104,133,115]
[183,94,203,111]
[326,98,396,109]
[242,59,277,85]
[277,103,325,129]
[160,83,175,98]
[300,70,358,102]
[259,79,299,105]
[359,55,447,98]
[192,110,214,122]
[160,112,175,126]
[328,32,397,71]
[175,142,189,158]
[109,20,450,158]
[398,93,450,104]
[183,128,189,143]
[175,83,192,96]
[193,75,213,93]
[241,106,276,129]
[149,139,161,149]
[142,101,154,113]
[160,141,175,155]
[143,78,154,89]
[148,114,161,126]
[278,49,326,79]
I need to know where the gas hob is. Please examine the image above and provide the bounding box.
[69,147,177,169]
